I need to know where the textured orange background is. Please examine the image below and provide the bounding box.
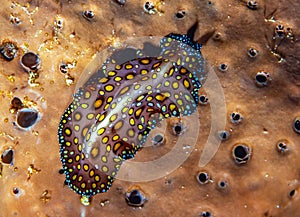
[0,0,300,216]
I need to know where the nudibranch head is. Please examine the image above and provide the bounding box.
[165,22,202,50]
[159,22,206,104]
[58,22,208,198]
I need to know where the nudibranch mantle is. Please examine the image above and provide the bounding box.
[58,22,207,197]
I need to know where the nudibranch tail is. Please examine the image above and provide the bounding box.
[58,100,116,197]
[58,22,207,197]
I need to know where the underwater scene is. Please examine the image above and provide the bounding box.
[0,0,300,216]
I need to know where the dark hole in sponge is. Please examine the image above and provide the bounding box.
[175,10,186,19]
[16,108,38,128]
[234,145,248,159]
[256,74,267,83]
[289,189,296,198]
[126,189,146,207]
[1,149,14,165]
[21,52,40,71]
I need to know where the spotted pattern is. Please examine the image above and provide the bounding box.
[58,23,206,197]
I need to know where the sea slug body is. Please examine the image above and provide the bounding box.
[58,22,207,197]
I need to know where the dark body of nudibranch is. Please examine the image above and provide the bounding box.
[58,22,207,197]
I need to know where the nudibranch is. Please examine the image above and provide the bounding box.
[58,22,207,197]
